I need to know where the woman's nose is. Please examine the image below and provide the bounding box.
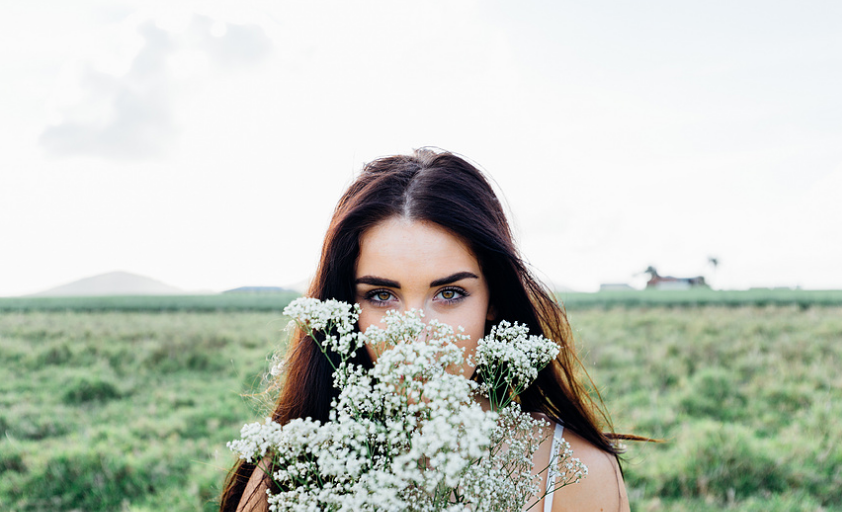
[403,297,429,320]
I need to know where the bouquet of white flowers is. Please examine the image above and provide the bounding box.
[228,298,587,512]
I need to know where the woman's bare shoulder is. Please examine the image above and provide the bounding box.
[552,428,629,512]
[526,413,628,512]
[235,459,270,512]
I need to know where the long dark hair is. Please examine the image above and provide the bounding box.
[220,148,622,511]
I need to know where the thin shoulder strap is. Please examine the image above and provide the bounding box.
[543,423,565,512]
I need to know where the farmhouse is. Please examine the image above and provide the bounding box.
[600,283,635,291]
[644,266,707,290]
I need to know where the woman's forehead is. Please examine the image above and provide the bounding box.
[356,218,481,280]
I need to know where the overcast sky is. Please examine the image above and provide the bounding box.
[1,0,840,296]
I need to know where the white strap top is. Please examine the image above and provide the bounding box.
[543,423,565,512]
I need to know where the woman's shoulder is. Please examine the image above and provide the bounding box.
[553,428,629,512]
[234,459,271,512]
[530,413,630,512]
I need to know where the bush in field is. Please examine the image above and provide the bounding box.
[678,366,748,422]
[62,376,122,404]
[0,449,26,476]
[0,407,72,440]
[654,420,788,500]
[4,439,193,510]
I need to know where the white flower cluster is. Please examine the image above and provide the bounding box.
[283,298,362,357]
[227,298,586,511]
[475,321,560,409]
[548,434,589,488]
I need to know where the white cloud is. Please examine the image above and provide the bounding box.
[39,11,273,161]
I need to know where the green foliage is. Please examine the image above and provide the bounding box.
[0,446,26,475]
[559,288,842,309]
[1,305,840,511]
[655,420,789,499]
[0,292,300,312]
[3,288,842,313]
[0,311,288,512]
[677,367,748,422]
[62,376,122,404]
[571,306,842,511]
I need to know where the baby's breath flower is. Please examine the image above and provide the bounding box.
[229,299,586,511]
[284,298,362,356]
[476,320,560,410]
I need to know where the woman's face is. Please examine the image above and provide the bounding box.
[355,217,494,374]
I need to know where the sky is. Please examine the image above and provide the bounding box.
[1,0,841,296]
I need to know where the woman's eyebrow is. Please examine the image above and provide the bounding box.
[430,272,479,287]
[355,276,400,288]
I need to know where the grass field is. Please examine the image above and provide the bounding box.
[0,292,301,313]
[0,311,285,512]
[571,306,842,511]
[1,298,840,511]
[3,288,842,312]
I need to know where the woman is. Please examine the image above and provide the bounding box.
[221,148,630,512]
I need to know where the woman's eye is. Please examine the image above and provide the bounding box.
[365,289,396,304]
[436,288,465,302]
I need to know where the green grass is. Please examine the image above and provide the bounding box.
[3,288,842,313]
[0,292,300,312]
[0,311,289,512]
[570,306,842,511]
[559,288,842,309]
[1,304,840,511]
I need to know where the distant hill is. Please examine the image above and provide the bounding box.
[223,286,289,294]
[30,271,184,297]
[540,279,576,293]
[282,278,312,294]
